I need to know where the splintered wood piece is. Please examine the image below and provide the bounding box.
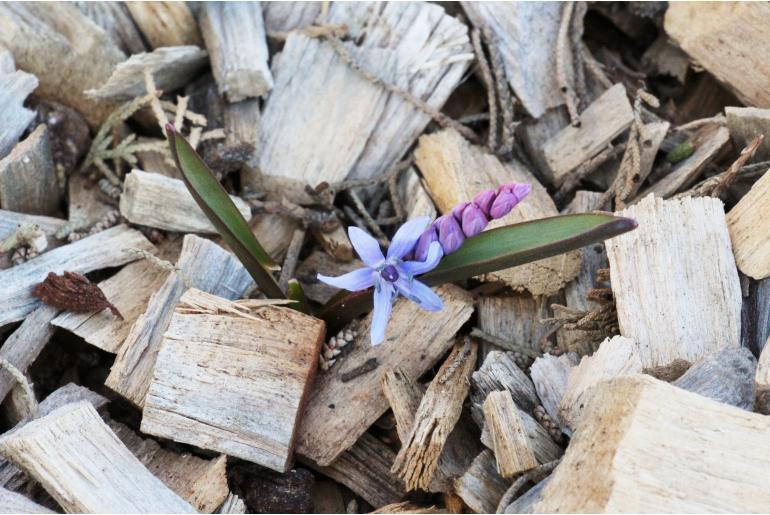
[542,84,634,185]
[606,195,742,368]
[672,346,755,410]
[0,487,54,514]
[52,259,168,353]
[483,391,562,478]
[453,449,511,515]
[257,2,472,202]
[727,169,770,280]
[301,433,405,509]
[415,128,581,296]
[743,278,770,356]
[0,70,38,160]
[125,1,202,49]
[391,339,478,491]
[0,402,195,513]
[726,107,770,160]
[0,124,59,215]
[120,170,252,233]
[558,191,608,353]
[218,493,246,515]
[0,210,67,269]
[399,167,437,220]
[382,368,481,494]
[559,336,642,432]
[665,3,770,108]
[755,337,770,414]
[296,284,474,466]
[370,501,445,514]
[0,2,125,127]
[295,251,364,304]
[535,375,770,513]
[311,225,354,262]
[462,2,567,119]
[200,2,273,101]
[106,234,253,407]
[262,2,321,33]
[67,174,114,229]
[109,420,229,513]
[39,383,108,417]
[471,350,539,419]
[640,124,730,198]
[86,46,208,102]
[75,1,147,55]
[141,288,325,472]
[478,295,550,358]
[530,353,579,430]
[635,121,671,198]
[0,224,153,327]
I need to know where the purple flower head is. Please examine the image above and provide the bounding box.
[473,189,496,217]
[451,202,469,222]
[461,203,488,237]
[490,183,531,219]
[435,214,465,254]
[414,224,438,262]
[317,216,444,346]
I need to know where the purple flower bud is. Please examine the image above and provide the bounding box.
[461,203,488,237]
[490,183,531,219]
[413,225,438,261]
[499,183,531,202]
[435,215,465,254]
[473,189,496,217]
[451,202,469,222]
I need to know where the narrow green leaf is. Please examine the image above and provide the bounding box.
[165,126,285,299]
[287,279,310,314]
[318,213,637,332]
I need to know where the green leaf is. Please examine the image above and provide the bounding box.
[317,213,637,332]
[287,279,310,314]
[165,126,285,299]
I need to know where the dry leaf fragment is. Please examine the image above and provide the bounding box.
[32,271,123,319]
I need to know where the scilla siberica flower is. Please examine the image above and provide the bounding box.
[318,217,443,346]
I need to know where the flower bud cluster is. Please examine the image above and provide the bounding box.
[413,183,531,260]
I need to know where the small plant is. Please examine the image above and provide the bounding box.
[166,127,638,344]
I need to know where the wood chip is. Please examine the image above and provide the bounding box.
[0,70,38,160]
[672,346,755,410]
[726,107,770,161]
[0,124,60,215]
[125,1,202,49]
[471,350,539,420]
[606,195,742,368]
[453,449,511,515]
[726,169,770,280]
[529,353,579,431]
[0,487,54,514]
[296,284,474,466]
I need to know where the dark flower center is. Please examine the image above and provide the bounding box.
[381,264,399,283]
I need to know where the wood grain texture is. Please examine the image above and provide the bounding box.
[483,391,561,478]
[106,234,253,407]
[200,2,273,101]
[672,345,755,410]
[399,167,437,220]
[142,289,325,472]
[471,350,539,420]
[296,284,474,466]
[415,128,581,296]
[462,2,567,119]
[0,402,195,514]
[0,71,38,160]
[606,195,742,368]
[391,340,477,491]
[727,169,770,280]
[0,224,153,327]
[311,225,354,262]
[87,46,208,102]
[559,336,642,432]
[529,353,579,430]
[743,277,770,356]
[262,2,321,33]
[257,2,472,203]
[453,449,511,515]
[295,251,363,304]
[755,336,770,414]
[665,2,770,108]
[125,1,202,49]
[0,2,125,127]
[726,107,770,160]
[542,84,634,185]
[0,125,59,216]
[0,487,54,514]
[120,170,252,234]
[535,375,770,513]
[74,1,147,55]
[67,174,114,229]
[109,420,229,513]
[478,295,550,359]
[301,433,405,509]
[640,124,730,198]
[52,258,168,353]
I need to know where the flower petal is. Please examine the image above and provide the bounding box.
[317,268,375,291]
[371,282,395,345]
[387,216,431,260]
[348,226,385,267]
[401,241,443,277]
[395,277,443,311]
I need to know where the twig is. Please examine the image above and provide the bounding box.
[0,358,38,421]
[581,43,612,90]
[278,228,306,292]
[556,2,580,127]
[324,36,480,144]
[709,135,764,198]
[122,248,192,288]
[674,114,726,132]
[348,189,389,242]
[472,28,498,153]
[469,328,541,359]
[496,459,561,513]
[484,29,515,155]
[340,358,379,382]
[570,2,588,109]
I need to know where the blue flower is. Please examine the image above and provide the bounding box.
[317,216,444,346]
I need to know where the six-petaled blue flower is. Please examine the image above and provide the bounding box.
[317,216,443,346]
